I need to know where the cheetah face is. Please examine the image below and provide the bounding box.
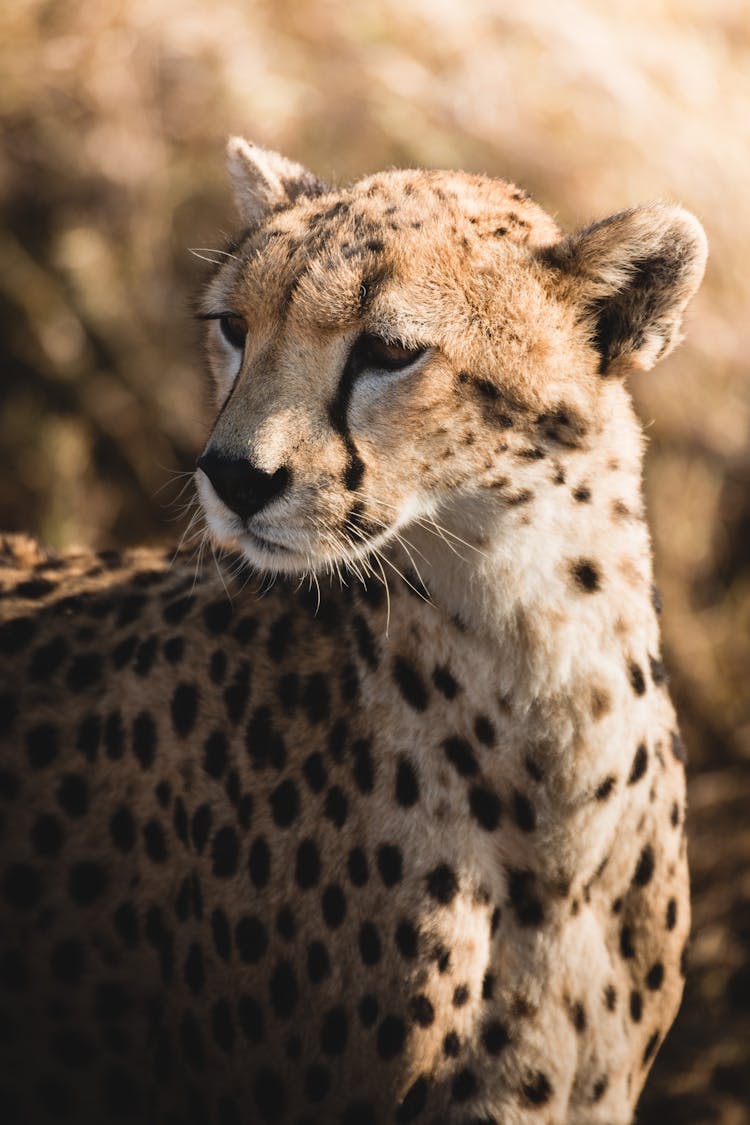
[195,140,706,576]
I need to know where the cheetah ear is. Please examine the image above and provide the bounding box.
[226,137,328,226]
[541,204,707,375]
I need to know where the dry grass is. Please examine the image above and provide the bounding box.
[1,1,749,1118]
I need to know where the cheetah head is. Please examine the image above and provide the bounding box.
[195,139,706,577]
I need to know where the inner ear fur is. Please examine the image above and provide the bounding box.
[226,137,329,226]
[540,203,707,375]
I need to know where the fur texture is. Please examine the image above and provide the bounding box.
[0,142,705,1124]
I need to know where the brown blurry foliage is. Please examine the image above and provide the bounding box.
[1,1,749,1118]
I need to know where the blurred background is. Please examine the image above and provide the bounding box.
[1,0,748,1118]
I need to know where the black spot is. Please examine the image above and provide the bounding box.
[433,665,459,698]
[393,657,429,710]
[628,744,648,784]
[0,615,36,654]
[358,994,379,1028]
[409,994,434,1027]
[670,730,687,764]
[246,707,286,771]
[474,715,495,745]
[629,990,643,1022]
[352,738,375,793]
[377,1014,406,1060]
[238,995,264,1042]
[571,1002,587,1032]
[620,925,636,959]
[109,807,136,852]
[646,962,664,990]
[202,730,228,779]
[320,1005,348,1054]
[452,1068,478,1102]
[68,861,106,905]
[184,943,204,994]
[322,884,347,928]
[482,972,495,1000]
[347,846,368,886]
[301,751,328,796]
[376,844,403,886]
[594,776,616,801]
[666,898,677,930]
[572,559,601,593]
[395,919,419,959]
[395,757,419,806]
[507,869,545,927]
[443,737,478,777]
[269,960,298,1020]
[222,660,251,724]
[426,863,457,904]
[521,1072,552,1105]
[235,915,268,963]
[27,723,60,769]
[211,999,235,1053]
[274,904,294,940]
[162,595,194,625]
[295,839,321,889]
[512,791,537,830]
[254,1067,285,1122]
[163,635,184,665]
[103,710,125,759]
[29,636,68,681]
[328,720,348,762]
[592,1074,609,1103]
[132,712,157,770]
[134,635,158,676]
[267,614,293,661]
[113,902,139,948]
[482,1020,509,1054]
[203,599,233,633]
[396,1076,428,1123]
[358,921,381,965]
[112,634,138,670]
[573,485,591,502]
[210,908,231,960]
[31,813,63,856]
[305,1063,331,1102]
[443,1031,460,1057]
[324,785,349,828]
[604,984,617,1011]
[451,984,468,1008]
[67,652,101,691]
[352,614,379,670]
[50,940,85,983]
[629,662,646,696]
[633,844,655,887]
[269,778,299,827]
[144,819,168,863]
[469,785,502,830]
[649,655,668,685]
[248,836,271,889]
[212,826,239,877]
[190,804,211,853]
[307,940,330,984]
[171,682,199,737]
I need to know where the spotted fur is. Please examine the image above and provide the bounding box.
[0,139,706,1124]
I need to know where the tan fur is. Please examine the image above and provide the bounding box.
[0,141,705,1124]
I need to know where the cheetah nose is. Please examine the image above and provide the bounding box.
[196,448,290,520]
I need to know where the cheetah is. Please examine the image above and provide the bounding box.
[0,138,706,1124]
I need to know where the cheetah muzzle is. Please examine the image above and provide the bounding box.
[0,137,706,1125]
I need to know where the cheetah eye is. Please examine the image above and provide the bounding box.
[351,333,427,374]
[218,314,248,350]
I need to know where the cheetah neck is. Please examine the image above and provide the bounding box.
[391,404,660,717]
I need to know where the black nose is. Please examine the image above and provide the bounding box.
[197,449,290,520]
